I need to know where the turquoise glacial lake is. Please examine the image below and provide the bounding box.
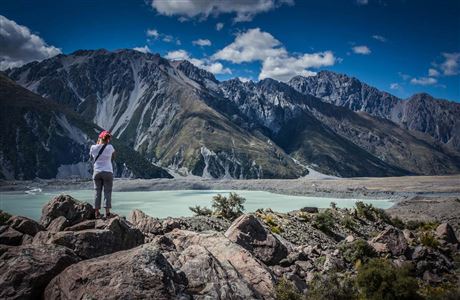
[0,189,393,221]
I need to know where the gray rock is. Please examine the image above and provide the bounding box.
[225,214,288,265]
[0,227,23,245]
[40,194,94,227]
[0,244,80,299]
[300,207,319,213]
[435,223,458,244]
[46,216,69,232]
[369,227,408,256]
[129,209,163,235]
[44,243,188,300]
[7,216,44,236]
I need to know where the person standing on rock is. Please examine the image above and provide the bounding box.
[90,130,116,219]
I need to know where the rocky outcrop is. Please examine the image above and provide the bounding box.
[34,216,144,259]
[7,216,44,236]
[435,223,458,244]
[44,243,188,299]
[0,244,80,299]
[166,229,276,299]
[369,227,408,256]
[225,214,288,265]
[40,194,94,228]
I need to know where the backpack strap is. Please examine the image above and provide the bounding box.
[93,144,108,163]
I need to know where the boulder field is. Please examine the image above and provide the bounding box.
[0,194,459,299]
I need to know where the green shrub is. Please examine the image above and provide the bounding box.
[340,239,377,264]
[420,283,460,300]
[356,258,420,300]
[341,216,356,230]
[306,272,357,300]
[420,231,439,248]
[275,278,303,300]
[330,202,337,210]
[0,210,12,225]
[189,192,246,220]
[270,225,283,234]
[189,205,212,217]
[313,209,335,233]
[405,220,439,231]
[212,192,245,220]
[355,202,392,224]
[390,216,405,229]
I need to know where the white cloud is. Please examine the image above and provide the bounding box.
[150,0,293,22]
[440,52,459,75]
[0,15,61,70]
[428,68,440,77]
[410,77,437,85]
[352,45,371,55]
[398,72,411,81]
[192,39,212,47]
[133,45,152,54]
[146,28,159,38]
[162,35,173,43]
[372,35,387,42]
[356,0,368,5]
[216,22,224,31]
[212,28,335,81]
[238,76,252,82]
[390,83,400,90]
[165,49,231,75]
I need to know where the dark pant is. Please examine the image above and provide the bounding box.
[93,171,113,209]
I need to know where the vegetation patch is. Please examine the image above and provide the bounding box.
[189,192,245,220]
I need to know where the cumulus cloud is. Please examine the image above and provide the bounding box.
[238,76,252,82]
[133,45,152,54]
[146,28,159,38]
[192,39,212,47]
[390,83,400,90]
[428,68,440,77]
[352,45,371,55]
[212,28,335,81]
[165,49,231,75]
[0,15,61,70]
[150,0,293,22]
[410,77,437,85]
[372,35,387,42]
[216,22,224,31]
[440,52,459,75]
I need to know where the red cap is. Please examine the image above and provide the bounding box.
[98,130,112,139]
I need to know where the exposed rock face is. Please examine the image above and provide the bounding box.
[288,71,460,154]
[0,227,24,245]
[40,194,95,228]
[44,243,188,300]
[225,214,288,265]
[0,244,80,299]
[166,229,276,299]
[129,209,163,236]
[369,227,408,256]
[34,216,144,259]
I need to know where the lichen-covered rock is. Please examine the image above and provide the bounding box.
[369,227,408,256]
[167,229,276,299]
[40,194,94,228]
[0,244,80,299]
[7,216,44,236]
[44,244,188,300]
[225,214,288,265]
[34,216,144,259]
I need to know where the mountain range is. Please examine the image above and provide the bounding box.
[2,49,460,180]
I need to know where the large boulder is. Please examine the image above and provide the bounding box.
[7,216,44,236]
[369,227,408,256]
[129,209,163,237]
[225,214,288,265]
[40,194,94,228]
[44,244,188,300]
[0,227,24,245]
[435,223,458,244]
[34,216,144,259]
[167,229,276,299]
[0,244,80,299]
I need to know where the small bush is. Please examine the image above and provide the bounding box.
[355,202,392,224]
[263,214,278,227]
[356,258,420,300]
[405,220,439,231]
[340,239,377,264]
[313,209,335,233]
[212,192,245,220]
[275,278,303,300]
[0,210,12,225]
[189,205,212,216]
[420,231,439,248]
[307,272,357,300]
[341,216,356,230]
[390,216,405,229]
[270,225,283,234]
[330,202,337,210]
[420,284,460,300]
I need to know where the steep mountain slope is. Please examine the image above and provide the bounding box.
[6,50,303,179]
[288,71,460,153]
[219,78,460,176]
[0,73,172,180]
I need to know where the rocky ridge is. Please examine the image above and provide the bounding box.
[1,194,459,299]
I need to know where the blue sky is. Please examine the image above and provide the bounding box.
[1,0,459,101]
